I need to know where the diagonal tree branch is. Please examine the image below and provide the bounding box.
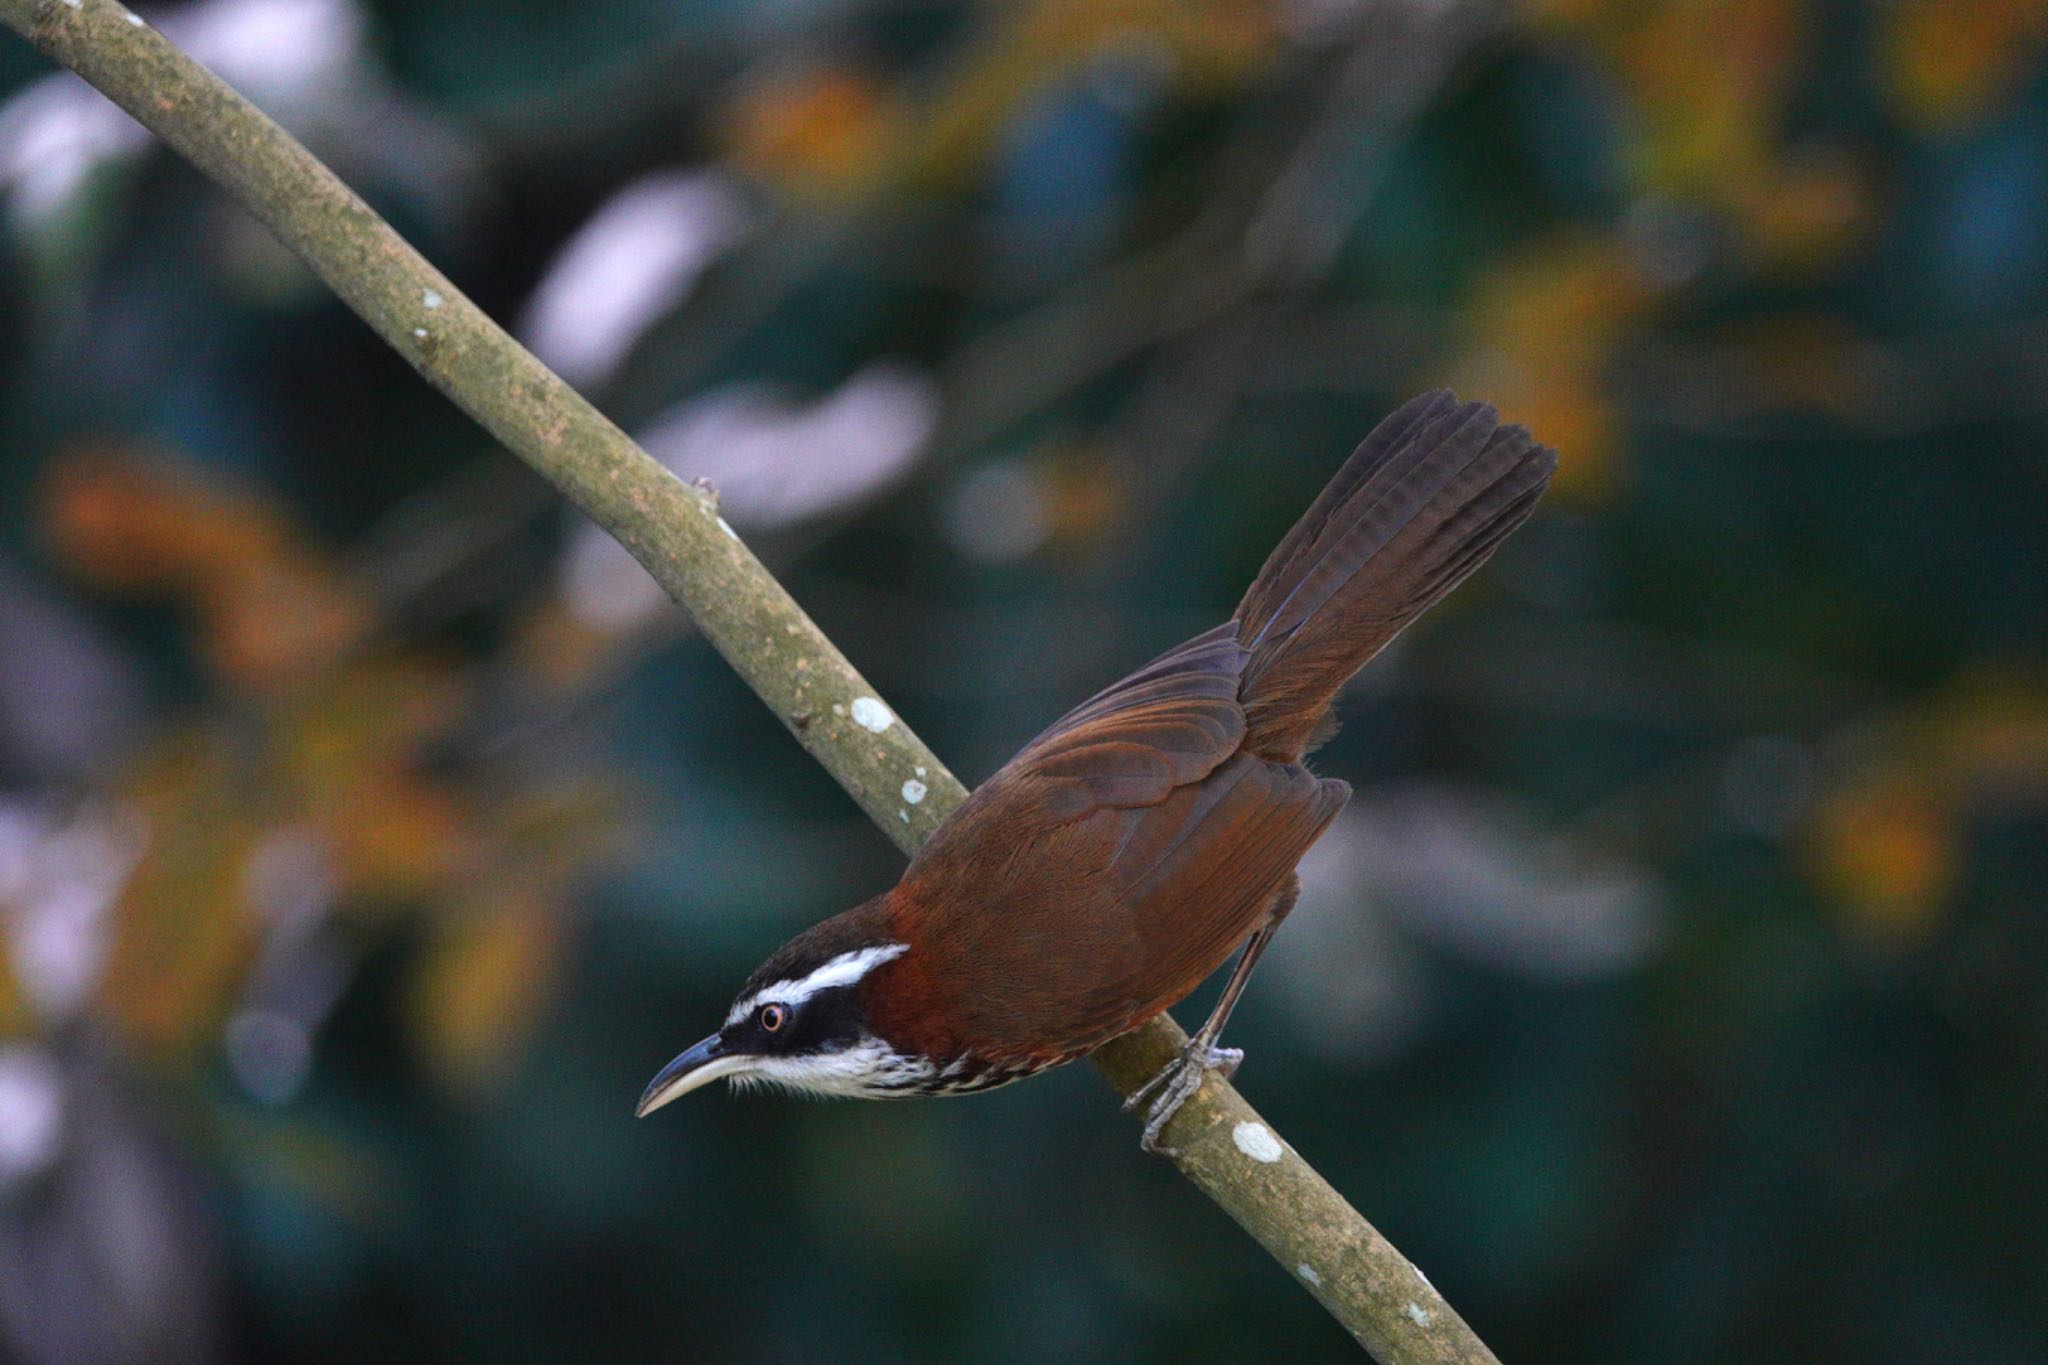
[0,3,1498,1359]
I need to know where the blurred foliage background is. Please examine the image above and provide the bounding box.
[2,0,2046,1361]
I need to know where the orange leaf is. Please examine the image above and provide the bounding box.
[727,65,894,197]
[1880,0,2048,130]
[1807,777,1959,954]
[43,446,288,591]
[43,446,373,690]
[0,952,28,1040]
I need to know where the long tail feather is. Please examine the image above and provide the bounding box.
[1233,390,1555,759]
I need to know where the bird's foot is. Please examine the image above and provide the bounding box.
[1123,1044,1244,1156]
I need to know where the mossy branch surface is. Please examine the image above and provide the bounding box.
[0,3,1499,1359]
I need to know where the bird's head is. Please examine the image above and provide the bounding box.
[634,897,938,1115]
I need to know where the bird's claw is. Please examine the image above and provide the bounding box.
[1124,1044,1244,1156]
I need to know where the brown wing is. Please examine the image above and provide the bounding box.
[996,623,1249,818]
[890,624,1347,1063]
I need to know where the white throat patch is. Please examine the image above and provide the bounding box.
[733,1034,937,1100]
[724,942,910,1028]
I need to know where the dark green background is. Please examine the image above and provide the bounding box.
[1,2,2044,1362]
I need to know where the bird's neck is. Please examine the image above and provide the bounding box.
[856,886,958,1063]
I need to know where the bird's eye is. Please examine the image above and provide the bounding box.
[758,1003,788,1033]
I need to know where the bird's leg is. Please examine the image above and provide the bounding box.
[1129,925,1274,1152]
[1125,877,1299,1155]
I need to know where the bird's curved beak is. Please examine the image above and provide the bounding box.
[635,1033,751,1117]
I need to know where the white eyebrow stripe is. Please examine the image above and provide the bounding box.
[725,942,909,1027]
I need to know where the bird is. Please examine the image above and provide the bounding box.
[636,390,1556,1152]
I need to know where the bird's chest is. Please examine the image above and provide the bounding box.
[911,1048,1082,1096]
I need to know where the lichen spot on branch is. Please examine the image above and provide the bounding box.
[1232,1121,1284,1163]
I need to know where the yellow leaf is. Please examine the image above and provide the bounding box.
[405,886,566,1097]
[1612,0,1805,200]
[1449,234,1655,501]
[96,733,265,1058]
[279,661,474,903]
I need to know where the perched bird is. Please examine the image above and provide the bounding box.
[638,391,1555,1151]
